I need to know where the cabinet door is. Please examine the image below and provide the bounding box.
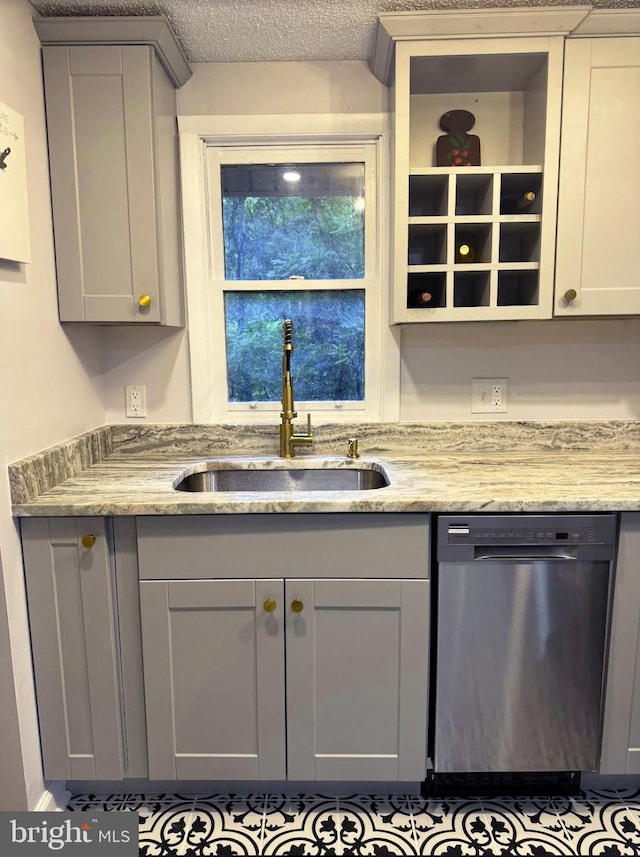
[555,38,640,316]
[140,578,286,780]
[20,518,124,780]
[600,513,640,774]
[42,45,161,322]
[286,579,429,781]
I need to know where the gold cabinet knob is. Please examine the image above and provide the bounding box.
[138,294,151,309]
[81,534,96,549]
[564,288,577,302]
[291,598,304,614]
[263,597,277,613]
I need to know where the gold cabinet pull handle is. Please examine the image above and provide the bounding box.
[81,534,96,549]
[291,598,304,614]
[138,294,151,309]
[564,288,577,302]
[263,597,277,613]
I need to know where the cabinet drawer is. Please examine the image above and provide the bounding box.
[136,514,430,580]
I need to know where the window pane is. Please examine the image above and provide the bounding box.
[224,290,365,402]
[221,163,365,280]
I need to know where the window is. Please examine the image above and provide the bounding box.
[217,159,367,406]
[178,114,396,423]
[224,290,365,403]
[221,162,365,280]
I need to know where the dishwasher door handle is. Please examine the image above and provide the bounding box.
[474,545,578,561]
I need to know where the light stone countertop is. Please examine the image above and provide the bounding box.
[9,421,640,516]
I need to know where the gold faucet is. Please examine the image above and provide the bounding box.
[279,319,313,458]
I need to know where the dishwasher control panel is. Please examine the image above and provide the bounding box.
[446,522,600,545]
[437,514,618,561]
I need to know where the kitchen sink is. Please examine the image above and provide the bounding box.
[174,462,389,492]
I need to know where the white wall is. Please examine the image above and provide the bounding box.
[99,326,192,423]
[401,319,640,421]
[0,0,105,810]
[177,60,389,116]
[99,58,640,425]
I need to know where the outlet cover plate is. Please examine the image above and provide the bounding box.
[125,384,147,418]
[471,378,508,413]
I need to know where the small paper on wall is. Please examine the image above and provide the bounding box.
[0,100,31,263]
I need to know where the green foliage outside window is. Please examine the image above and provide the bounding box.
[223,196,365,280]
[224,291,365,403]
[221,162,366,404]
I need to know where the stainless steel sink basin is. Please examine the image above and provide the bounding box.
[174,463,389,492]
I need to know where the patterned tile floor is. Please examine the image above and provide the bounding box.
[67,789,640,855]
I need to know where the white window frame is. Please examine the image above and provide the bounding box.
[178,113,400,424]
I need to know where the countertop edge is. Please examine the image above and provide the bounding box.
[9,421,640,516]
[12,499,640,517]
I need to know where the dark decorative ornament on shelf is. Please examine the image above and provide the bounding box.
[436,110,481,167]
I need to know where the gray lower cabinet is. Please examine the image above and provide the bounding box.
[600,513,640,773]
[40,43,183,324]
[20,518,124,780]
[21,513,430,785]
[140,578,287,780]
[139,576,429,782]
[285,578,430,781]
[19,510,640,781]
[137,513,431,782]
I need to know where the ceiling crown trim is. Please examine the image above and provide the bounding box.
[371,5,593,84]
[33,15,192,87]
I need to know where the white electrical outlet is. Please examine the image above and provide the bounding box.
[471,378,508,413]
[125,384,147,418]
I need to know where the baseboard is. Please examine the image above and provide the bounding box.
[66,778,422,796]
[581,772,640,789]
[35,781,71,811]
[62,774,640,800]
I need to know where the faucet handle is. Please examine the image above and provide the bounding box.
[347,438,360,459]
[287,412,313,453]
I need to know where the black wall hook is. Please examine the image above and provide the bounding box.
[0,147,11,170]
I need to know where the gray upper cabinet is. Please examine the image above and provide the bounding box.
[554,34,640,317]
[39,26,188,324]
[20,518,124,780]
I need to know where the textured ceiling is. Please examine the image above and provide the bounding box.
[30,0,640,63]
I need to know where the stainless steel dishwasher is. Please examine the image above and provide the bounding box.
[434,514,617,774]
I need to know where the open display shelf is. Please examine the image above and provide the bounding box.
[406,166,543,313]
[391,34,563,323]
